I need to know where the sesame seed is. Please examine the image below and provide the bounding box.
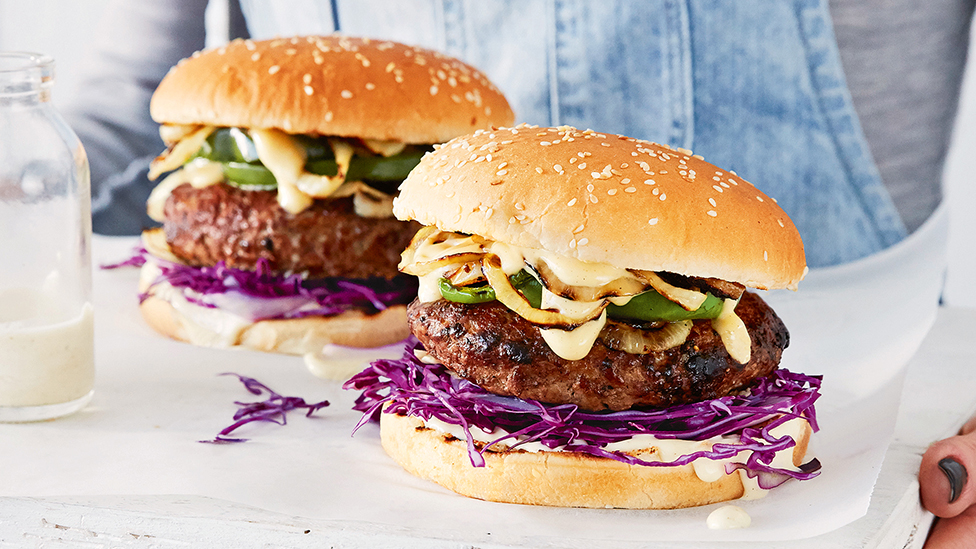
[660,194,667,201]
[535,167,544,174]
[251,52,261,61]
[567,198,578,206]
[720,182,730,188]
[304,85,314,95]
[621,178,631,185]
[713,176,721,181]
[778,219,785,227]
[324,111,334,121]
[515,202,525,210]
[341,90,353,98]
[756,196,764,202]
[764,251,769,261]
[303,73,312,84]
[707,210,717,217]
[586,184,595,192]
[625,187,637,193]
[652,188,660,196]
[365,82,376,90]
[608,189,617,196]
[540,141,551,146]
[644,179,656,185]
[386,62,396,72]
[268,65,281,74]
[712,185,723,193]
[709,198,717,207]
[569,239,577,249]
[430,85,439,95]
[570,158,578,164]
[589,195,598,204]
[574,224,585,233]
[648,218,659,225]
[578,163,587,169]
[590,172,602,179]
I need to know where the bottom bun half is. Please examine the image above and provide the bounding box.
[380,411,812,509]
[140,295,408,355]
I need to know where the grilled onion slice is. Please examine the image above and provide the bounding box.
[633,270,708,311]
[600,319,693,354]
[483,255,606,327]
[531,259,648,302]
[148,125,215,180]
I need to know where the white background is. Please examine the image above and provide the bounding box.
[0,0,973,307]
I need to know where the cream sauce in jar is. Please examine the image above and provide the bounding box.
[0,288,94,408]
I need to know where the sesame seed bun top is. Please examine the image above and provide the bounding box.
[149,35,515,144]
[393,125,807,290]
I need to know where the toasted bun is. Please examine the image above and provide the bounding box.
[150,35,514,144]
[395,125,807,290]
[138,262,409,360]
[381,412,812,509]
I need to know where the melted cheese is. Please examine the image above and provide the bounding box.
[151,127,398,217]
[405,232,751,361]
[145,158,226,221]
[250,128,313,214]
[296,139,353,199]
[417,271,445,303]
[712,298,752,364]
[539,311,607,360]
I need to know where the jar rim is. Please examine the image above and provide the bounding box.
[0,52,54,97]
[0,52,54,74]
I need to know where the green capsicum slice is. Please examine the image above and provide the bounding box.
[438,268,722,323]
[608,290,724,321]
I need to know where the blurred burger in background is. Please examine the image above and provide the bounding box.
[348,125,822,508]
[136,35,514,376]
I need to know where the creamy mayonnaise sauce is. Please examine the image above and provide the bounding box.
[707,505,752,529]
[0,288,94,408]
[418,393,807,496]
[141,263,252,347]
[404,231,752,361]
[151,125,394,217]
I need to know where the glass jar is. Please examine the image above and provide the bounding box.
[0,52,94,421]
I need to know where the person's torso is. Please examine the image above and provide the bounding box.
[240,0,914,267]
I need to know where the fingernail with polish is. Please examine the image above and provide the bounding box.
[939,457,968,503]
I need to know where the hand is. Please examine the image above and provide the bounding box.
[921,415,976,548]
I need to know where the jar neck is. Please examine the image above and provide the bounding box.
[0,52,54,103]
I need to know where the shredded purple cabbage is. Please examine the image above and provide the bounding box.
[103,247,417,322]
[201,373,331,444]
[345,338,822,486]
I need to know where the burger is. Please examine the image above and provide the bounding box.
[135,35,513,372]
[346,125,822,508]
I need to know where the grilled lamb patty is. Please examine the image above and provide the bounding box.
[407,291,789,411]
[163,182,420,278]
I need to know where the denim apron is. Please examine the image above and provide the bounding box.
[240,0,909,268]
